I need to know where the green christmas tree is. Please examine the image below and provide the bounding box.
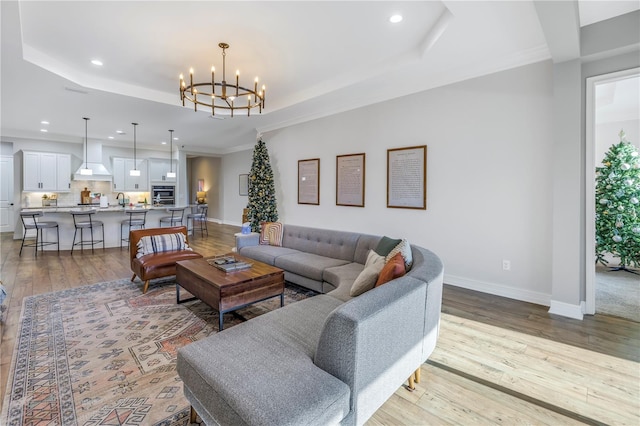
[247,139,278,232]
[595,130,640,270]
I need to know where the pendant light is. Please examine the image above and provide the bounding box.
[166,129,176,178]
[130,122,141,176]
[79,117,92,175]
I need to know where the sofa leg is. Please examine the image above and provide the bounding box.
[131,273,137,282]
[406,368,420,392]
[190,406,197,423]
[143,280,150,294]
[407,374,416,391]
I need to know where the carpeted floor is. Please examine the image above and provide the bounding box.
[595,263,640,322]
[1,278,315,425]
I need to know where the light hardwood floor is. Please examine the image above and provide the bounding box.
[1,224,638,425]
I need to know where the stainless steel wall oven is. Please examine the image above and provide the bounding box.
[151,185,176,205]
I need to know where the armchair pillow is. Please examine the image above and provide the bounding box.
[136,232,192,258]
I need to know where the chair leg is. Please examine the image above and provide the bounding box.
[415,367,421,383]
[56,226,60,253]
[19,230,26,256]
[131,273,137,282]
[143,280,150,294]
[71,227,78,255]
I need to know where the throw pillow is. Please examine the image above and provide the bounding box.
[350,250,385,297]
[375,253,406,287]
[386,239,413,269]
[374,236,402,256]
[259,222,284,247]
[136,233,192,258]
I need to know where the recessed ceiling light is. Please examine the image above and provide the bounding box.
[91,59,103,66]
[116,130,124,134]
[108,136,114,139]
[390,14,403,23]
[40,120,49,125]
[161,141,167,145]
[40,129,48,132]
[173,137,179,140]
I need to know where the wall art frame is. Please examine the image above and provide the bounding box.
[298,158,320,205]
[387,145,427,209]
[336,153,365,207]
[239,174,249,196]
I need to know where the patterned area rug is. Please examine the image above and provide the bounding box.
[1,278,315,425]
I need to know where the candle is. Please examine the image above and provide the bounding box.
[189,68,194,95]
[236,70,239,97]
[211,66,215,90]
[254,77,258,102]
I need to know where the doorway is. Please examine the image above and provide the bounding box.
[0,156,15,233]
[585,68,640,320]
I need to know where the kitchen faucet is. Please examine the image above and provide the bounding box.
[116,192,125,206]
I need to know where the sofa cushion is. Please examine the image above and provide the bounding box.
[275,253,351,282]
[136,232,191,258]
[350,250,385,297]
[177,295,349,426]
[259,221,284,246]
[386,238,413,269]
[374,236,402,256]
[323,262,364,289]
[132,250,203,279]
[375,253,406,287]
[239,245,300,265]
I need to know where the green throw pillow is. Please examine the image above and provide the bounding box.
[374,236,402,256]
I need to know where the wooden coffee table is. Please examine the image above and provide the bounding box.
[175,254,285,330]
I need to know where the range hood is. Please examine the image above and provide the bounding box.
[73,140,112,181]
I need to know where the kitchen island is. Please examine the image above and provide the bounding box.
[16,205,195,251]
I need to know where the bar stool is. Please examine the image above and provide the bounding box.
[186,204,208,237]
[70,209,105,254]
[159,206,186,227]
[19,211,59,257]
[121,209,147,248]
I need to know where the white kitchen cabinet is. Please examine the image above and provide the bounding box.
[149,159,177,183]
[56,154,71,191]
[23,151,71,192]
[112,157,148,191]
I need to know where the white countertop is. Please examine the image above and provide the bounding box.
[21,204,184,213]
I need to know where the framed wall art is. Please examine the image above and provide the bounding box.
[336,153,365,207]
[239,174,249,196]
[387,145,427,209]
[298,158,320,205]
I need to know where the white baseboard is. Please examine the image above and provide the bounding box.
[444,274,551,307]
[548,300,584,320]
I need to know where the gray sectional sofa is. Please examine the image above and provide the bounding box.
[177,224,444,426]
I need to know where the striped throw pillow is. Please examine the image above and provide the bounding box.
[136,233,192,258]
[259,222,284,247]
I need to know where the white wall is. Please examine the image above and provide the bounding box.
[222,61,556,304]
[222,149,253,225]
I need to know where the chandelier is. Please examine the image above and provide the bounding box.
[179,42,265,117]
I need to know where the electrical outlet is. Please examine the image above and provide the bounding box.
[502,260,511,271]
